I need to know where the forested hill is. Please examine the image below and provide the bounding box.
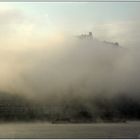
[0,91,140,122]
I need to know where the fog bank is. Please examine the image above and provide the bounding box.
[0,36,140,101]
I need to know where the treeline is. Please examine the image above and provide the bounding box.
[0,91,140,122]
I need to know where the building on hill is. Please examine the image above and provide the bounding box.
[103,41,119,46]
[77,32,93,40]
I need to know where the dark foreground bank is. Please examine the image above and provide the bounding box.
[0,91,140,122]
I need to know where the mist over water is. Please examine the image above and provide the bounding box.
[0,36,140,99]
[0,34,140,122]
[1,3,140,139]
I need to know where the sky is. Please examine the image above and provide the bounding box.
[0,2,140,47]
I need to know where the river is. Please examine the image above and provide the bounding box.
[0,121,139,138]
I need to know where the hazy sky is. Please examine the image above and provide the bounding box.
[0,2,140,47]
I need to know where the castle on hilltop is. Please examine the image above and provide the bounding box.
[77,32,93,40]
[76,32,119,47]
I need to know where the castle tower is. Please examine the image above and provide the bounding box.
[88,32,93,40]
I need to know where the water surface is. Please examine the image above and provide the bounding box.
[0,121,140,138]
